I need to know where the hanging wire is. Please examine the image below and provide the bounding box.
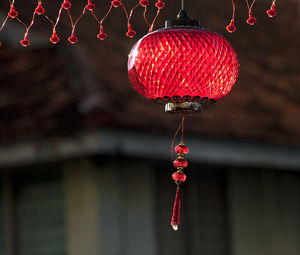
[245,0,257,13]
[181,0,184,9]
[171,116,186,161]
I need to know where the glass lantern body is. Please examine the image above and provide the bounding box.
[128,27,239,103]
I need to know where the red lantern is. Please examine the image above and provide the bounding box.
[128,10,239,230]
[128,10,239,113]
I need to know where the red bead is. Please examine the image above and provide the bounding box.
[155,0,165,9]
[20,38,30,47]
[172,172,186,182]
[267,3,277,18]
[126,27,136,38]
[62,0,72,9]
[50,31,60,44]
[111,0,121,7]
[97,26,107,40]
[226,20,236,33]
[175,144,189,154]
[247,17,256,25]
[267,9,276,18]
[246,13,256,25]
[139,0,149,7]
[35,2,45,15]
[68,34,78,44]
[86,3,95,10]
[173,159,188,168]
[226,24,236,33]
[8,5,18,18]
[97,32,107,40]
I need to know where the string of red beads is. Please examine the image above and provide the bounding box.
[0,0,165,47]
[226,0,278,33]
[170,140,188,230]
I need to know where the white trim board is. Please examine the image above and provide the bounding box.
[0,129,299,170]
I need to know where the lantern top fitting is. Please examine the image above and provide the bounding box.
[165,9,201,29]
[128,10,239,114]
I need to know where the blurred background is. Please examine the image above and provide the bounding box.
[0,0,300,255]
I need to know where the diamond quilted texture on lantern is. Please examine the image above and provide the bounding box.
[128,27,238,102]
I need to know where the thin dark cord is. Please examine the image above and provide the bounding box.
[171,116,186,161]
[181,116,185,141]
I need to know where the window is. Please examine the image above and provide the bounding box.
[1,168,66,255]
[0,181,4,255]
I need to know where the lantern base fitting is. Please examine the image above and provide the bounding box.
[165,102,202,114]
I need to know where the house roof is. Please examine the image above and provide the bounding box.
[0,0,299,146]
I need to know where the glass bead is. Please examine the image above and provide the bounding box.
[172,172,186,182]
[173,159,188,168]
[175,144,189,154]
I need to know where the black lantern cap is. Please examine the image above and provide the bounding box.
[165,10,202,28]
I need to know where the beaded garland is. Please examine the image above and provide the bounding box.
[0,0,165,47]
[226,0,277,32]
[0,0,279,47]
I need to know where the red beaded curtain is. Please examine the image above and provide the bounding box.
[226,0,277,32]
[128,27,239,103]
[0,0,278,47]
[0,0,166,47]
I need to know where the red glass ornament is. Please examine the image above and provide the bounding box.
[97,26,107,40]
[155,0,165,9]
[111,0,121,7]
[173,159,188,168]
[246,12,256,25]
[172,172,186,182]
[62,0,72,10]
[86,0,95,11]
[267,3,277,18]
[35,2,45,15]
[267,9,276,18]
[175,144,189,155]
[128,26,239,103]
[68,33,78,44]
[226,19,236,33]
[50,31,60,44]
[20,38,30,47]
[139,0,149,7]
[126,24,136,38]
[8,5,18,18]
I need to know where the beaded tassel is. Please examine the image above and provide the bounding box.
[171,141,188,231]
